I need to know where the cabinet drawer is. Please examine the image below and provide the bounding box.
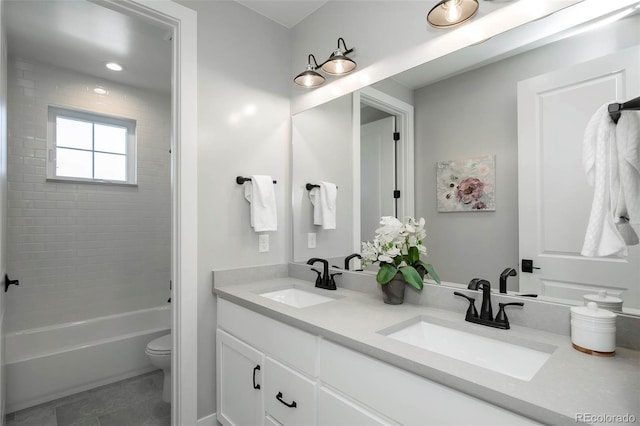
[218,299,318,376]
[318,386,398,426]
[319,340,541,425]
[264,357,316,426]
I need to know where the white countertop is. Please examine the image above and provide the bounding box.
[213,276,640,425]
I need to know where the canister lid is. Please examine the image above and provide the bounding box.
[571,302,617,320]
[584,290,623,304]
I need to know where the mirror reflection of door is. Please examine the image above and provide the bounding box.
[518,46,640,309]
[360,106,396,242]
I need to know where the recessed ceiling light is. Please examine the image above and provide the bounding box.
[105,62,123,71]
[94,87,108,95]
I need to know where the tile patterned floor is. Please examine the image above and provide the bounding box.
[5,371,170,426]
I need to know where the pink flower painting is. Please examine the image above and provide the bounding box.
[436,154,495,212]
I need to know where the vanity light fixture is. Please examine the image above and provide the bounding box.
[427,0,479,28]
[320,37,356,75]
[294,54,325,88]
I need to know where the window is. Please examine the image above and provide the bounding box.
[47,106,137,185]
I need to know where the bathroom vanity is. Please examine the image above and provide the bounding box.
[212,267,640,426]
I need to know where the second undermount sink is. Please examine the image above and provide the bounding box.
[259,287,336,308]
[382,318,554,381]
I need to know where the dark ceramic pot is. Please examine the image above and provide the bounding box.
[381,273,406,305]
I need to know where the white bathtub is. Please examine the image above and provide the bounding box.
[5,306,170,413]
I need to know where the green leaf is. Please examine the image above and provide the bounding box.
[399,266,423,291]
[377,263,398,284]
[413,260,441,284]
[424,263,441,284]
[407,246,419,264]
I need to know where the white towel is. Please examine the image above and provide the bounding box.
[581,104,640,256]
[616,111,640,227]
[244,175,277,232]
[309,187,323,226]
[581,104,628,257]
[308,181,337,230]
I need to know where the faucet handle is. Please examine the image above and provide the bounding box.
[495,302,524,329]
[329,272,342,290]
[310,268,323,286]
[454,292,478,319]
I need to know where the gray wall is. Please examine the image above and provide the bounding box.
[414,14,640,290]
[292,95,354,262]
[175,1,292,418]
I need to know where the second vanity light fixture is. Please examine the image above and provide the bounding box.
[294,37,356,88]
[427,0,479,28]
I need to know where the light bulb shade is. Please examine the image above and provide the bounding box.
[294,66,325,88]
[321,51,357,75]
[427,0,479,28]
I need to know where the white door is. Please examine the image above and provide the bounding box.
[0,5,7,418]
[361,116,396,241]
[517,46,640,309]
[217,329,265,426]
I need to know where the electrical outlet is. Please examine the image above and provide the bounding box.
[259,234,269,252]
[308,232,316,249]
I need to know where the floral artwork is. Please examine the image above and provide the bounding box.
[436,154,495,212]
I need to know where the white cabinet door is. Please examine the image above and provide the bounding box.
[217,329,265,426]
[517,46,640,308]
[318,386,398,426]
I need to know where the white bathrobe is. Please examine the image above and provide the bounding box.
[582,105,640,257]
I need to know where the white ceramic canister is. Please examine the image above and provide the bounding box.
[570,302,616,356]
[584,290,623,312]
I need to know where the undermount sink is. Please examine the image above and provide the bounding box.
[383,318,553,381]
[259,287,336,308]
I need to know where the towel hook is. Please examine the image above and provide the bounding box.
[236,176,277,185]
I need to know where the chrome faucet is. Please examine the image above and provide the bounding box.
[499,267,517,294]
[307,258,339,290]
[344,253,362,271]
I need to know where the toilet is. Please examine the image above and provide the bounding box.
[145,333,172,402]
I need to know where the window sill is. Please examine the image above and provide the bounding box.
[46,178,138,187]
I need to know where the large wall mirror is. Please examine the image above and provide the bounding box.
[292,4,640,314]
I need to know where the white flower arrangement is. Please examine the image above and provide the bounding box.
[361,216,440,290]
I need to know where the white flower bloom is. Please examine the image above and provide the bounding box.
[361,216,430,267]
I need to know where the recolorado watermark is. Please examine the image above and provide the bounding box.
[576,413,636,423]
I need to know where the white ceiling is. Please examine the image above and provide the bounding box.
[235,0,328,28]
[5,0,172,94]
[3,0,327,94]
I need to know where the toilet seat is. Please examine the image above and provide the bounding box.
[146,333,171,355]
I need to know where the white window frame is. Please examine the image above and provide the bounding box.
[47,105,137,185]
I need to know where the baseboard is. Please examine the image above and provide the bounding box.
[197,412,218,426]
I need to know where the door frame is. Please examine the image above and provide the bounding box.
[97,1,198,424]
[352,87,414,250]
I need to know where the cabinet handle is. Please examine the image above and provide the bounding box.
[252,365,261,390]
[276,391,297,408]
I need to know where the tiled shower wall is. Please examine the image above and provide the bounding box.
[6,57,171,332]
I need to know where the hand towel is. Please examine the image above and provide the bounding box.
[308,181,338,229]
[319,181,337,230]
[581,104,628,257]
[309,187,323,226]
[244,175,277,232]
